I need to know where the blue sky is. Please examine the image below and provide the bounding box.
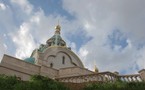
[29,0,73,18]
[0,0,145,74]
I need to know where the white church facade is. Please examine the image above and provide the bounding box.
[0,25,145,83]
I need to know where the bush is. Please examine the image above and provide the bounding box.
[0,74,19,90]
[84,81,145,90]
[0,74,69,90]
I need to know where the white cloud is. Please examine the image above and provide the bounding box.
[63,0,145,42]
[0,0,35,59]
[79,48,88,60]
[69,42,76,50]
[136,47,145,69]
[3,44,7,50]
[0,3,16,32]
[0,38,7,62]
[11,23,37,59]
[63,0,145,74]
[11,0,33,14]
[0,3,6,10]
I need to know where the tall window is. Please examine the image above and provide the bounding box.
[62,56,65,64]
[50,63,53,68]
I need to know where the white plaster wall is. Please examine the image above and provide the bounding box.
[44,52,75,69]
[40,47,84,70]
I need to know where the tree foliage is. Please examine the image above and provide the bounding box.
[0,74,69,90]
[1,74,145,90]
[84,81,145,90]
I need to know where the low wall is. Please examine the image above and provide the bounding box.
[59,67,94,77]
[0,54,59,80]
[40,65,58,78]
[0,54,41,80]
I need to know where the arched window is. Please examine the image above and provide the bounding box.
[50,63,53,68]
[48,43,51,46]
[62,56,65,64]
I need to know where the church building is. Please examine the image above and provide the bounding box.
[0,24,145,83]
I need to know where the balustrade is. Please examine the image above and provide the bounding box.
[56,72,143,83]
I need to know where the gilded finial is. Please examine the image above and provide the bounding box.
[94,65,99,73]
[94,60,99,73]
[55,20,61,34]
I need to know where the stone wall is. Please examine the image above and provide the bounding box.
[139,69,145,81]
[0,54,40,80]
[40,65,58,78]
[59,67,94,77]
[0,54,59,80]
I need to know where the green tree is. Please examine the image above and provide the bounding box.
[0,74,69,90]
[84,81,145,90]
[0,74,19,90]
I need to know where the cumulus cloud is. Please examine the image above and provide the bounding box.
[63,0,145,74]
[63,0,145,42]
[0,3,6,10]
[0,2,17,60]
[11,0,33,14]
[0,38,7,62]
[11,23,37,59]
[8,0,52,59]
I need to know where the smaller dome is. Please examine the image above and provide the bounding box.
[38,44,47,52]
[37,25,66,52]
[46,24,66,47]
[46,34,66,47]
[24,57,35,64]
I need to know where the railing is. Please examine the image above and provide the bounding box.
[119,74,142,82]
[56,72,142,83]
